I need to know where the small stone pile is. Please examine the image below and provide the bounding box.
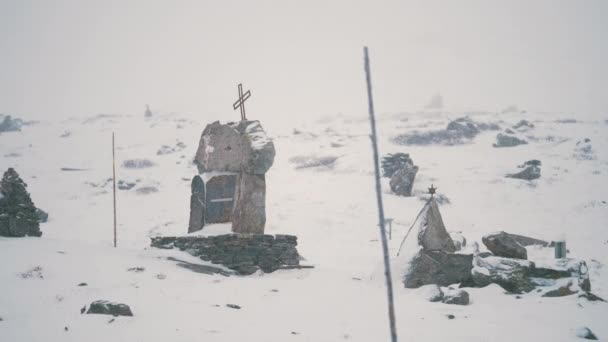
[151,234,300,275]
[404,200,597,300]
[0,168,42,237]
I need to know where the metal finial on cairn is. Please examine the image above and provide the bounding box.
[428,184,437,198]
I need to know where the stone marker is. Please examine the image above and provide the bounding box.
[418,198,456,252]
[188,175,205,233]
[232,173,266,234]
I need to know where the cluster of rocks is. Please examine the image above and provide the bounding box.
[151,234,300,275]
[190,120,275,234]
[392,117,500,146]
[404,199,598,301]
[506,160,541,181]
[574,138,595,160]
[157,141,186,155]
[122,159,155,169]
[383,153,419,197]
[0,168,43,237]
[513,119,534,131]
[0,115,23,133]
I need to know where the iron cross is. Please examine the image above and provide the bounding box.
[428,184,437,197]
[233,83,251,121]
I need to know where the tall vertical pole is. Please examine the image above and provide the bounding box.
[364,46,398,342]
[112,132,117,248]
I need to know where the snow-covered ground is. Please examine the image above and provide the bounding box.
[0,110,607,341]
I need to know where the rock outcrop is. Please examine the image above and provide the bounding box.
[0,168,42,237]
[389,164,419,197]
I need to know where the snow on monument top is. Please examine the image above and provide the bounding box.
[194,120,275,175]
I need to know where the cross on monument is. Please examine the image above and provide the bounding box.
[233,83,252,121]
[428,184,437,197]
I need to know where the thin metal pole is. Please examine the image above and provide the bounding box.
[112,132,117,248]
[364,46,398,342]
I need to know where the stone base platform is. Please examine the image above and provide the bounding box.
[151,234,300,275]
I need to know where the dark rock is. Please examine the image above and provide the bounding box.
[575,327,598,340]
[77,282,88,287]
[188,175,205,233]
[0,168,42,237]
[135,186,158,195]
[392,117,499,146]
[226,304,241,309]
[117,180,136,190]
[493,133,527,148]
[513,120,534,130]
[442,289,470,305]
[506,166,541,180]
[542,285,577,297]
[382,153,414,178]
[389,164,419,197]
[404,250,473,288]
[519,160,541,168]
[578,292,606,302]
[446,117,480,138]
[86,300,133,317]
[122,159,155,169]
[446,314,455,320]
[0,115,23,133]
[471,255,536,293]
[35,208,49,223]
[418,198,456,252]
[482,231,527,260]
[127,267,145,273]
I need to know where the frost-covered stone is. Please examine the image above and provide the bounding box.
[389,164,419,197]
[194,120,275,175]
[417,284,444,302]
[482,231,527,260]
[382,153,415,178]
[442,288,470,305]
[493,133,527,148]
[404,249,473,288]
[0,115,23,133]
[471,255,536,293]
[418,198,456,252]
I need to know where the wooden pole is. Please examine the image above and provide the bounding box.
[112,132,117,248]
[364,46,398,342]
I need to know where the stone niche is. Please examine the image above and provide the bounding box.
[189,120,275,234]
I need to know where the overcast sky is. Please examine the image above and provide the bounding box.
[1,0,607,122]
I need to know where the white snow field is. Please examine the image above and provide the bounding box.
[1,110,607,341]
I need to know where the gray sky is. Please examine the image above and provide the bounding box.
[1,0,607,122]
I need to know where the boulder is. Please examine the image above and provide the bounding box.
[482,231,527,259]
[417,284,444,302]
[232,173,266,234]
[389,164,419,197]
[194,120,275,175]
[404,249,473,288]
[446,117,480,138]
[471,255,535,293]
[442,288,470,305]
[493,133,527,148]
[513,120,534,130]
[509,233,549,247]
[535,258,591,292]
[0,115,23,133]
[506,166,541,180]
[418,199,456,252]
[86,300,133,317]
[188,175,205,233]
